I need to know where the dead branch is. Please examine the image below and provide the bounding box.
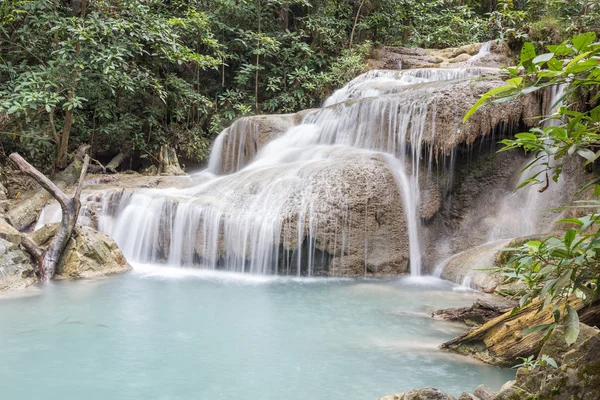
[9,152,90,281]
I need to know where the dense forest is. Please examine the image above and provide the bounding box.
[1,0,599,172]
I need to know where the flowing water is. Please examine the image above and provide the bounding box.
[50,67,502,278]
[0,268,514,399]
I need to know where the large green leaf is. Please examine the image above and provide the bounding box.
[572,32,596,53]
[565,305,580,345]
[520,42,536,64]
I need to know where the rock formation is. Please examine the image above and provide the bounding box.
[32,224,131,279]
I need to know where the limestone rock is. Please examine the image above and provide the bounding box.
[379,388,457,400]
[494,324,600,400]
[209,109,316,174]
[33,224,132,279]
[0,217,22,245]
[457,393,479,400]
[0,237,35,291]
[369,41,515,70]
[472,385,495,400]
[158,145,185,176]
[438,239,510,293]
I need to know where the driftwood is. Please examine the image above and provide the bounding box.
[6,144,90,230]
[440,298,587,366]
[432,299,517,327]
[9,152,90,281]
[105,152,125,173]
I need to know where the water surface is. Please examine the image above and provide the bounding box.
[0,265,514,399]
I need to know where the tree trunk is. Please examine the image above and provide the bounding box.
[9,152,90,280]
[349,0,366,49]
[440,298,587,366]
[56,0,87,169]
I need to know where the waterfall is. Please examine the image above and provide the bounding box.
[487,84,567,241]
[467,42,492,65]
[50,65,535,277]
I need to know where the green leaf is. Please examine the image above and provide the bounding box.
[564,305,580,345]
[541,354,558,368]
[520,42,536,64]
[520,323,555,336]
[558,218,584,226]
[547,41,573,57]
[506,77,523,87]
[463,85,514,122]
[532,53,554,64]
[577,148,597,162]
[572,32,596,53]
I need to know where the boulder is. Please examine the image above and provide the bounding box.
[0,237,35,291]
[494,324,600,400]
[33,224,132,279]
[437,239,510,293]
[379,388,457,400]
[208,109,316,174]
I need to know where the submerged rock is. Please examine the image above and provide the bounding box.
[33,224,132,279]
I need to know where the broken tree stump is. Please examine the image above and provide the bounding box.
[9,152,90,281]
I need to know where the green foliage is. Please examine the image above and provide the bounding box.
[466,32,600,344]
[3,0,600,170]
[513,354,558,369]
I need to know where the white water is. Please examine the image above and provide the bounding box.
[86,68,502,277]
[467,42,492,65]
[487,84,567,241]
[36,66,551,278]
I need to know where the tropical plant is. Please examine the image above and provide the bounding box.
[465,32,600,344]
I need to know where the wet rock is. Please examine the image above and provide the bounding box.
[191,151,410,277]
[379,388,457,400]
[437,239,510,293]
[210,109,315,174]
[33,224,132,279]
[433,299,516,327]
[0,237,35,291]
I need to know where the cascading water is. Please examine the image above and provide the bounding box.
[37,66,541,278]
[467,41,492,65]
[90,68,501,277]
[486,84,567,241]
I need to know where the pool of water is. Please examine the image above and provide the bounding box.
[0,264,514,399]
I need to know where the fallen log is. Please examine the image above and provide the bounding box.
[432,299,517,327]
[440,298,587,366]
[9,152,89,280]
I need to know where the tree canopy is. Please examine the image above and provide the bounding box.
[1,0,599,171]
